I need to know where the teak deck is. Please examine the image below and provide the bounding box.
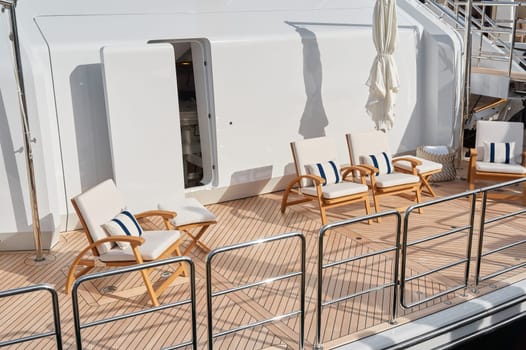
[0,180,525,349]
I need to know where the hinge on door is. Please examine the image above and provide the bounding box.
[204,61,207,66]
[208,113,211,119]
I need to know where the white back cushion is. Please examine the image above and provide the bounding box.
[475,121,523,162]
[292,137,340,187]
[73,179,126,254]
[292,137,340,176]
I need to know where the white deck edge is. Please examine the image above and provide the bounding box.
[335,278,526,350]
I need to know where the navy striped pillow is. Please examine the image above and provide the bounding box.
[305,160,341,186]
[361,152,393,176]
[102,210,143,249]
[483,142,514,164]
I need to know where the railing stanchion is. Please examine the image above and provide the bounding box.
[316,210,402,349]
[71,257,197,350]
[206,232,306,350]
[0,284,62,348]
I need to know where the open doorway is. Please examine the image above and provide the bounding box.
[171,40,215,188]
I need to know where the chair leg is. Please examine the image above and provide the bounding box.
[415,187,423,214]
[371,192,381,223]
[140,269,160,307]
[468,177,475,190]
[319,206,328,225]
[420,174,437,197]
[181,225,212,255]
[154,262,187,300]
[174,245,188,277]
[150,243,188,304]
[65,247,98,294]
[281,188,291,213]
[363,196,372,224]
[130,245,160,306]
[65,263,94,294]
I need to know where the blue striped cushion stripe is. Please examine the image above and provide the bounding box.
[367,152,393,176]
[382,152,392,174]
[329,160,340,184]
[306,160,341,186]
[110,210,143,236]
[111,217,132,236]
[370,154,380,176]
[316,163,328,185]
[490,143,495,162]
[488,142,512,164]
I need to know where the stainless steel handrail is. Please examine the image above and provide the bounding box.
[71,257,197,350]
[206,232,306,350]
[315,210,402,350]
[474,178,526,289]
[0,284,62,348]
[425,0,526,77]
[401,190,478,309]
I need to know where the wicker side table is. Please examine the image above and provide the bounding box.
[416,146,456,182]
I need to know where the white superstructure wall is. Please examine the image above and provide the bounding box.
[0,0,461,249]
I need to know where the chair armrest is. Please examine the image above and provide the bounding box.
[356,164,378,175]
[65,235,146,294]
[135,210,177,220]
[135,210,178,230]
[299,174,325,185]
[86,236,145,253]
[392,157,421,175]
[392,157,422,166]
[341,165,370,178]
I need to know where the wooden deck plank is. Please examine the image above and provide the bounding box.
[0,180,524,349]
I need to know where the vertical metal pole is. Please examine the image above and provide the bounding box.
[462,192,477,296]
[299,235,305,350]
[390,212,402,324]
[508,6,518,77]
[206,254,214,350]
[473,190,488,292]
[458,0,473,169]
[2,1,44,261]
[315,229,324,350]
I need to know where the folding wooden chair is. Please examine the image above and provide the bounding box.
[281,136,371,225]
[66,179,187,306]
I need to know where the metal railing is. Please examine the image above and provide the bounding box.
[206,232,306,350]
[400,190,478,308]
[315,210,402,350]
[3,180,526,348]
[0,284,62,348]
[474,178,526,289]
[424,0,526,79]
[71,257,197,350]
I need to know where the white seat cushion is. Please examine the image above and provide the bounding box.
[368,173,420,188]
[99,230,181,262]
[301,181,368,199]
[394,156,443,174]
[158,197,217,227]
[476,162,526,174]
